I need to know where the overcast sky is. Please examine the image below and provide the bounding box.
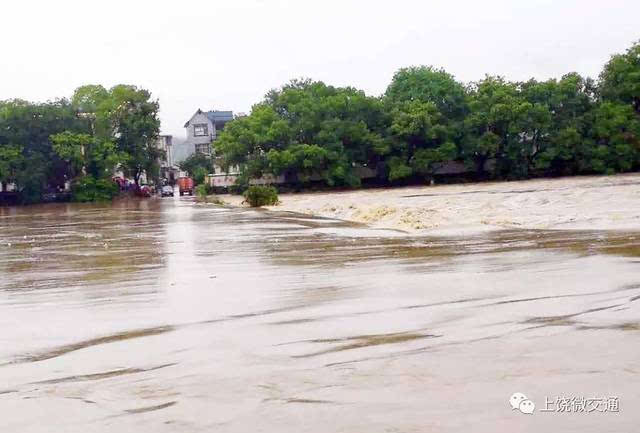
[1,0,638,138]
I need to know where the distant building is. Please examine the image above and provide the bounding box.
[154,135,177,181]
[183,109,233,156]
[155,135,173,166]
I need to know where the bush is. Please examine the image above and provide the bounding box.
[242,185,279,207]
[195,184,208,197]
[18,176,46,204]
[192,166,207,185]
[72,175,119,202]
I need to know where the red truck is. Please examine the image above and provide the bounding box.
[177,177,194,196]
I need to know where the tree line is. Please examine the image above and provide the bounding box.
[0,85,161,203]
[214,41,640,188]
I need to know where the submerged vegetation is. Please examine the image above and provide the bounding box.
[243,185,279,207]
[215,41,640,187]
[71,175,120,202]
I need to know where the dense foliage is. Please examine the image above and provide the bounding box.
[216,41,640,186]
[194,183,209,198]
[216,79,388,187]
[0,84,160,203]
[179,153,212,184]
[71,175,120,202]
[242,185,279,207]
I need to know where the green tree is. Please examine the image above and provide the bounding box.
[521,74,596,174]
[386,156,413,182]
[72,85,110,114]
[506,99,552,177]
[179,152,213,184]
[50,131,92,176]
[385,66,468,120]
[106,85,162,186]
[216,79,387,187]
[266,144,329,181]
[0,98,86,202]
[385,100,457,181]
[381,66,467,181]
[71,84,110,136]
[0,84,163,203]
[215,104,287,175]
[599,41,640,114]
[586,102,640,173]
[462,76,520,176]
[0,144,24,191]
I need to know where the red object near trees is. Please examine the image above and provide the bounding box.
[178,177,194,196]
[135,184,152,197]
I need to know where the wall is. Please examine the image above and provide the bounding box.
[185,112,214,149]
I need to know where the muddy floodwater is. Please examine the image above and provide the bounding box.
[1,197,639,432]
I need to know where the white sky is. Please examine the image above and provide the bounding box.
[1,0,638,138]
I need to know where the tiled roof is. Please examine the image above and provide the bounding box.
[207,110,233,123]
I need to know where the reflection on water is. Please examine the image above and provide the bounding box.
[0,198,639,433]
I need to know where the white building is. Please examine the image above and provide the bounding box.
[154,135,178,181]
[155,135,173,167]
[183,109,233,156]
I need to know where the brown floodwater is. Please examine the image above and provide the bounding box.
[0,197,639,432]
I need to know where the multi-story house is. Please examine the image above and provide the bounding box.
[154,135,177,182]
[183,109,233,156]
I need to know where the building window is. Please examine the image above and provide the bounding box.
[196,143,211,155]
[193,124,208,136]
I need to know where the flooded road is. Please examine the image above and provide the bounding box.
[1,197,639,432]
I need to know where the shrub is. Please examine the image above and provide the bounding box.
[72,175,119,202]
[242,185,279,207]
[18,176,46,204]
[195,184,208,198]
[192,166,207,185]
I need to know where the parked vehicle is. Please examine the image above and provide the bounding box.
[136,184,152,197]
[178,177,194,196]
[161,185,174,197]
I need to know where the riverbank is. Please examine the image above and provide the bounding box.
[223,174,640,234]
